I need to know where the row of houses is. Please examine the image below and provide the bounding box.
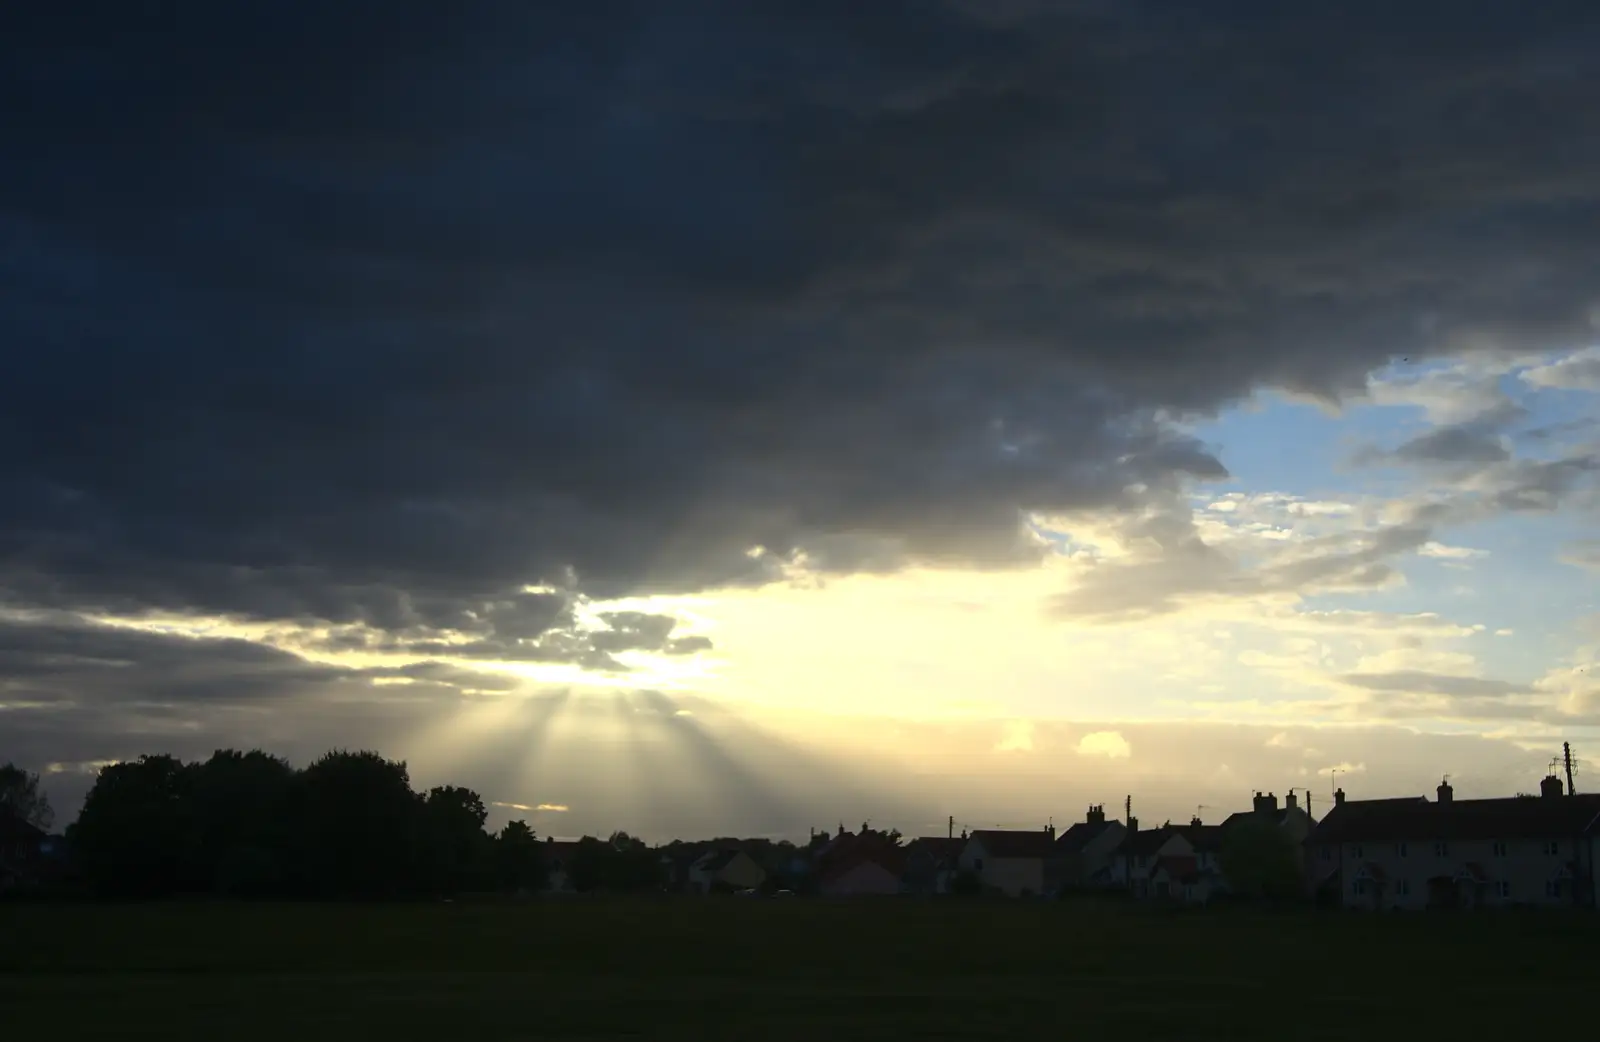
[1310,775,1600,910]
[605,770,1600,911]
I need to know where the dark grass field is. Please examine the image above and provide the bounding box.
[2,899,1591,1040]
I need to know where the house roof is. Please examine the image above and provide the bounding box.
[0,810,47,844]
[967,829,1058,859]
[1172,823,1226,853]
[1054,819,1118,854]
[905,837,965,863]
[1308,794,1600,845]
[694,848,744,873]
[1117,826,1187,858]
[818,845,906,886]
[542,839,582,865]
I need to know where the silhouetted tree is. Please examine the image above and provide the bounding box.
[566,836,611,892]
[1218,820,1303,901]
[294,750,425,899]
[494,820,547,893]
[422,784,492,893]
[604,831,664,891]
[0,763,54,831]
[950,870,982,897]
[191,750,297,896]
[69,755,200,896]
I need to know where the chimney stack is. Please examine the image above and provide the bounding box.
[1284,792,1298,812]
[1334,788,1346,807]
[1190,815,1202,828]
[1047,823,1056,841]
[1436,778,1453,806]
[1127,815,1139,834]
[1087,804,1105,825]
[1540,775,1564,799]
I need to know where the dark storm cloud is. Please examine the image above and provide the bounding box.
[0,613,522,717]
[4,0,1600,630]
[0,612,530,807]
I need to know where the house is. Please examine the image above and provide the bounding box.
[1110,819,1195,898]
[817,844,905,896]
[0,810,48,891]
[1305,776,1600,911]
[1220,791,1316,846]
[1166,820,1228,903]
[904,837,966,895]
[542,839,584,894]
[810,826,906,896]
[1048,805,1126,893]
[959,828,1058,897]
[687,848,766,894]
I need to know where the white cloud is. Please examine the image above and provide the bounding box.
[491,801,571,813]
[1076,730,1132,759]
[994,720,1036,753]
[1520,347,1600,392]
[1418,541,1487,560]
[43,759,119,775]
[1364,357,1520,425]
[1317,761,1367,777]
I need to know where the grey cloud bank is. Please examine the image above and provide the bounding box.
[5,1,1600,628]
[4,2,1600,817]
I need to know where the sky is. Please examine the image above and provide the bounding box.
[3,2,1600,843]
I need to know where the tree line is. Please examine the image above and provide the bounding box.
[5,750,667,899]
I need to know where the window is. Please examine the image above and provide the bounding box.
[1494,881,1511,899]
[1395,842,1408,858]
[1544,840,1560,856]
[1321,846,1332,861]
[1434,842,1449,857]
[1352,879,1367,896]
[972,859,983,872]
[1351,844,1364,859]
[1492,841,1507,857]
[1395,879,1410,897]
[1545,880,1561,899]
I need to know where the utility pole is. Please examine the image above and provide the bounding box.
[948,815,954,840]
[1564,742,1577,796]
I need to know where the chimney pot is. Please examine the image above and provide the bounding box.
[1127,816,1139,834]
[1541,775,1564,799]
[1436,779,1453,806]
[1285,792,1298,811]
[1334,788,1345,806]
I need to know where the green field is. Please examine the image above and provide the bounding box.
[1,899,1589,1040]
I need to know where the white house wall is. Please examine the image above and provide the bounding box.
[1320,836,1586,910]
